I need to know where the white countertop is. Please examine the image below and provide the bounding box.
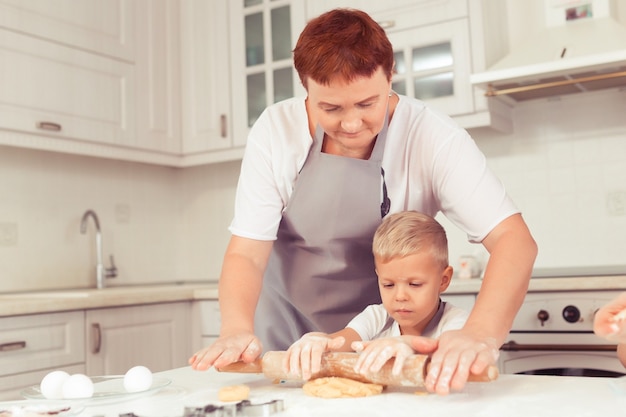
[1,275,625,317]
[69,366,626,417]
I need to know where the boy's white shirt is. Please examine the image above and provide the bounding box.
[346,301,468,340]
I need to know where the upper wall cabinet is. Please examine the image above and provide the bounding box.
[229,0,306,146]
[134,0,181,155]
[0,0,188,166]
[0,28,136,149]
[306,0,512,132]
[0,0,135,62]
[179,0,236,164]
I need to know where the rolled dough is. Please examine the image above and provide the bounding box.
[218,384,250,402]
[302,377,384,398]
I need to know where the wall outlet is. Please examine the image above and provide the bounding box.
[0,222,18,246]
[607,191,626,216]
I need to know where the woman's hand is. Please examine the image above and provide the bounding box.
[594,292,626,342]
[352,336,431,377]
[188,331,262,371]
[284,332,345,380]
[414,329,499,395]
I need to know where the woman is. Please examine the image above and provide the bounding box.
[189,8,537,395]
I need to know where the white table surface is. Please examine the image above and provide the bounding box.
[60,366,626,417]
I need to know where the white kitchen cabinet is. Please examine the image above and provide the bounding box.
[193,300,222,351]
[0,28,136,152]
[305,0,512,131]
[0,0,136,62]
[179,0,237,164]
[85,302,191,376]
[441,293,476,314]
[0,311,85,400]
[134,0,182,154]
[229,0,306,147]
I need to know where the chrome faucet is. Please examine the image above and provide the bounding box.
[80,210,117,289]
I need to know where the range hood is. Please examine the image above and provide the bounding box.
[471,1,626,102]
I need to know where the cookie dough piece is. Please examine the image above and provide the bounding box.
[218,384,250,402]
[302,377,383,398]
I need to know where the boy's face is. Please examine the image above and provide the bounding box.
[375,252,453,336]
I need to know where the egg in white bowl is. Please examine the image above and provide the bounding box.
[40,370,70,399]
[61,374,94,399]
[123,366,153,393]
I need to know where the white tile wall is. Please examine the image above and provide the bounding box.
[1,89,625,292]
[441,89,626,273]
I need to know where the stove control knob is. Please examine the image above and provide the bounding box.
[562,305,581,323]
[537,309,549,326]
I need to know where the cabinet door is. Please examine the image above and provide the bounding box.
[85,303,191,375]
[135,0,181,154]
[0,0,135,61]
[229,0,306,146]
[180,0,232,154]
[388,19,473,117]
[0,311,85,377]
[0,29,135,148]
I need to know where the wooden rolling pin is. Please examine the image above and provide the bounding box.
[218,351,498,387]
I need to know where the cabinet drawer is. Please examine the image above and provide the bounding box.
[0,311,85,377]
[0,29,135,148]
[198,300,221,336]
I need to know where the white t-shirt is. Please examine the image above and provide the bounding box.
[230,95,519,243]
[346,302,468,340]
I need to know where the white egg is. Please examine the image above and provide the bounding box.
[40,370,70,399]
[123,366,153,393]
[61,373,94,399]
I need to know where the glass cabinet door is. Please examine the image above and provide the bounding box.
[388,19,472,116]
[231,0,305,146]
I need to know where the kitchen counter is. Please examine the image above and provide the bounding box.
[0,283,219,317]
[72,366,626,417]
[1,275,625,317]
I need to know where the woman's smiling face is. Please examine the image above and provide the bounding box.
[375,251,453,335]
[305,67,392,159]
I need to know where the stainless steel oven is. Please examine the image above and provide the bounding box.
[498,290,626,377]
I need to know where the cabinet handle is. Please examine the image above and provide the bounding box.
[92,323,101,354]
[0,341,26,352]
[220,114,227,138]
[36,121,62,132]
[377,20,396,29]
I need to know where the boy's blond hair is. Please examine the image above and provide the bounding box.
[373,211,449,270]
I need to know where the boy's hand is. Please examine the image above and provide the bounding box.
[352,335,423,376]
[284,332,345,380]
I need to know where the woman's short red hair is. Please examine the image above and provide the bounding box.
[293,8,394,88]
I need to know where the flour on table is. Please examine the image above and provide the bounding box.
[302,377,384,398]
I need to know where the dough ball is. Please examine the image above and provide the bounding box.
[124,366,153,393]
[40,370,70,399]
[303,377,383,398]
[218,384,250,402]
[61,374,94,399]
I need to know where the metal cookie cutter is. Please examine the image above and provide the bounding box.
[183,399,285,417]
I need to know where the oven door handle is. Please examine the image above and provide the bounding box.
[501,341,617,352]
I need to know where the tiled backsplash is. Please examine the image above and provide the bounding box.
[1,89,625,292]
[441,89,626,274]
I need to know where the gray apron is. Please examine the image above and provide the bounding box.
[255,113,389,351]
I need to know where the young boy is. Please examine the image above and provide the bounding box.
[284,211,468,380]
